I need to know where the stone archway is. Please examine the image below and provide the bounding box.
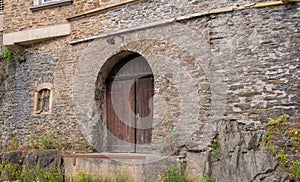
[73,22,221,153]
[96,51,154,153]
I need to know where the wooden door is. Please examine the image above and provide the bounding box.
[106,79,136,152]
[135,77,153,152]
[106,53,153,153]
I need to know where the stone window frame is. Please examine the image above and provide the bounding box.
[30,0,73,12]
[33,83,53,115]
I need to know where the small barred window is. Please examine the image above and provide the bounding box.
[0,0,4,14]
[34,0,62,5]
[33,83,53,114]
[37,89,51,112]
[30,0,73,11]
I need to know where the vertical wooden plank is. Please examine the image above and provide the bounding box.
[135,76,154,152]
[106,82,113,151]
[106,79,136,152]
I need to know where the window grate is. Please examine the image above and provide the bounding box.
[0,0,4,14]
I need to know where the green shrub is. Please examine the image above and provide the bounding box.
[158,165,193,182]
[0,163,63,182]
[290,159,300,179]
[202,174,217,182]
[39,134,56,149]
[1,49,13,68]
[116,173,128,182]
[77,170,102,182]
[0,163,22,181]
[20,167,63,182]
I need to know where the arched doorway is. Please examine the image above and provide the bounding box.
[106,52,153,153]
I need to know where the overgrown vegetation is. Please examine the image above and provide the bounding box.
[158,165,194,182]
[201,174,218,182]
[210,138,221,162]
[0,49,14,151]
[0,49,12,103]
[76,170,103,182]
[2,131,93,153]
[1,49,13,68]
[0,164,131,182]
[0,163,63,182]
[263,115,300,179]
[67,170,129,182]
[0,49,13,96]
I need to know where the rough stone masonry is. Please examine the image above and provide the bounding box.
[0,0,299,181]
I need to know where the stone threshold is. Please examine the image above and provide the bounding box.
[64,153,149,166]
[69,0,299,45]
[66,0,146,21]
[64,153,148,160]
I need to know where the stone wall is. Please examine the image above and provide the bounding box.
[3,0,280,34]
[4,0,142,33]
[0,0,299,181]
[0,45,88,149]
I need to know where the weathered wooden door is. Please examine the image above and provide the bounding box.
[135,77,153,152]
[106,79,136,152]
[106,54,153,153]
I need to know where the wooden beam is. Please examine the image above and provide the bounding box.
[255,0,299,7]
[281,0,300,3]
[254,1,283,8]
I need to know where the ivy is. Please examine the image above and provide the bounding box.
[2,49,13,68]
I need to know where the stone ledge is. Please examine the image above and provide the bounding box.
[3,23,71,46]
[29,0,73,12]
[66,0,145,21]
[64,153,148,160]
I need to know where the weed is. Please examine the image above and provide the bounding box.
[202,174,218,182]
[21,166,63,182]
[210,139,221,162]
[1,49,13,68]
[77,170,102,182]
[0,162,63,181]
[158,165,194,182]
[29,133,38,149]
[277,149,289,166]
[0,163,22,181]
[291,159,300,179]
[264,115,300,179]
[39,134,55,149]
[116,173,128,182]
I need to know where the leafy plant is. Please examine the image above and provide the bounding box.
[202,174,217,182]
[210,139,221,162]
[0,162,63,182]
[116,173,128,182]
[20,166,63,182]
[1,49,13,68]
[29,133,38,149]
[39,134,56,149]
[263,115,300,179]
[0,163,22,181]
[277,149,289,166]
[77,170,102,182]
[158,165,194,182]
